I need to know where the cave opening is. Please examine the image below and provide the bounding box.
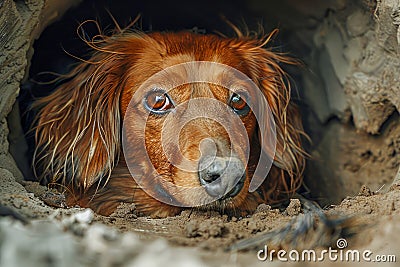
[11,0,400,209]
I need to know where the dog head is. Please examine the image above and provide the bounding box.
[34,30,305,216]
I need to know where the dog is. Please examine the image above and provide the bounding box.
[32,27,306,218]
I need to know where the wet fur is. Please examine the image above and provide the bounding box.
[33,28,306,218]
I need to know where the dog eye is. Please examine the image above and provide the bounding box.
[145,90,174,114]
[229,93,250,115]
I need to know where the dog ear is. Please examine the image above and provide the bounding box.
[33,36,142,191]
[242,43,306,188]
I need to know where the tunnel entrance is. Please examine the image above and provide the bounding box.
[18,0,400,206]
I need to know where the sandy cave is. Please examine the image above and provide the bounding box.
[0,0,400,266]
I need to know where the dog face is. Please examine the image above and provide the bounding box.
[33,31,305,217]
[121,47,258,210]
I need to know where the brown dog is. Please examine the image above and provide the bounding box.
[33,29,306,218]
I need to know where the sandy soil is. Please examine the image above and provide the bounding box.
[1,166,399,266]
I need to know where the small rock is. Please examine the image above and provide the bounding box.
[180,209,192,218]
[61,209,94,236]
[74,209,94,224]
[41,191,67,208]
[110,202,137,219]
[358,184,373,197]
[256,203,271,213]
[185,220,199,237]
[285,199,302,216]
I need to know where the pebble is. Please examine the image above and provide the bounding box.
[358,184,373,197]
[74,209,94,224]
[285,199,302,216]
[256,203,271,213]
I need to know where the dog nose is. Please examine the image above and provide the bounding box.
[200,159,225,183]
[198,156,246,199]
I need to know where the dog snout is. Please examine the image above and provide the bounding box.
[198,156,246,199]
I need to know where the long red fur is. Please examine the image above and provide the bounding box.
[33,28,306,218]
